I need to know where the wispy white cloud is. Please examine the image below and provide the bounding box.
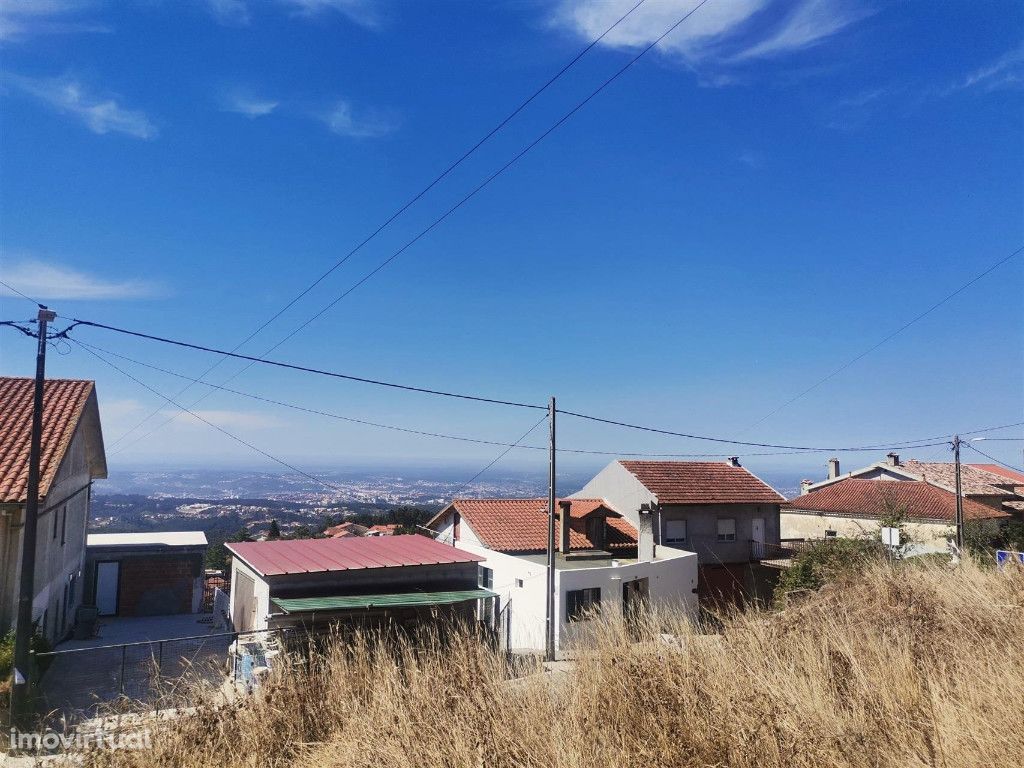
[552,0,869,75]
[5,73,158,138]
[942,44,1024,95]
[0,0,110,42]
[321,99,397,138]
[731,0,871,60]
[278,0,381,29]
[0,258,162,300]
[204,0,250,26]
[221,88,279,118]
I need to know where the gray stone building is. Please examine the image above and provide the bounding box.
[574,459,784,603]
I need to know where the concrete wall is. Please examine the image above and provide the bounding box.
[229,557,272,632]
[0,427,94,644]
[454,540,698,657]
[555,547,698,653]
[659,503,780,564]
[574,461,656,528]
[781,511,954,548]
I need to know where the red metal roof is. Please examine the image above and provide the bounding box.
[968,464,1024,485]
[783,478,1009,522]
[428,498,637,554]
[225,534,482,577]
[0,377,101,503]
[619,461,785,505]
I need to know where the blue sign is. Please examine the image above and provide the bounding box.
[996,550,1024,567]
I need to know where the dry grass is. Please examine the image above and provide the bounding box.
[80,559,1024,768]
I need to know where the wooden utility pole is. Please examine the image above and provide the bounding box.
[953,434,964,551]
[545,396,556,663]
[9,307,55,729]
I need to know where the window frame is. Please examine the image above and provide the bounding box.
[716,518,737,543]
[663,519,687,545]
[566,587,602,622]
[479,566,494,590]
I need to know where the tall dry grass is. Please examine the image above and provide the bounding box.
[81,559,1023,768]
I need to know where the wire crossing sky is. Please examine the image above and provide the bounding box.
[0,1,1021,474]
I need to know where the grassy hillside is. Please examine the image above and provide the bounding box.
[84,559,1023,768]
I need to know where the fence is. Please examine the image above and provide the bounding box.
[30,607,516,725]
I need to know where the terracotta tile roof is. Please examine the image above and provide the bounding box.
[901,461,1011,496]
[967,464,1024,486]
[619,461,784,505]
[227,535,483,577]
[431,498,637,554]
[368,524,399,535]
[325,522,368,538]
[0,377,97,504]
[783,478,1009,522]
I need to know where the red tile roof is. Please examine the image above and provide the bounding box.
[430,498,637,554]
[783,478,1009,522]
[226,534,482,577]
[0,377,101,504]
[619,461,784,505]
[968,464,1024,485]
[901,461,1011,496]
[368,524,400,535]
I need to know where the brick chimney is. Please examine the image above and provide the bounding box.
[827,457,840,479]
[558,500,572,555]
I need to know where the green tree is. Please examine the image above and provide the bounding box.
[267,519,281,540]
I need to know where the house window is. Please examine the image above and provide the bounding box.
[52,510,58,539]
[515,578,524,588]
[717,518,736,542]
[664,519,687,544]
[824,529,838,539]
[60,506,67,546]
[479,566,494,590]
[566,587,601,622]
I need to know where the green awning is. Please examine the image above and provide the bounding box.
[273,588,498,614]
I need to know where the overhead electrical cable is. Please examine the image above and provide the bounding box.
[734,243,1024,435]
[966,442,1024,473]
[101,0,653,450]
[100,0,714,453]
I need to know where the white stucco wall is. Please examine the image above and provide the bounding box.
[431,508,483,547]
[573,461,655,529]
[454,539,698,657]
[229,557,272,632]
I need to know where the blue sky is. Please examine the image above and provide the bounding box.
[0,0,1021,482]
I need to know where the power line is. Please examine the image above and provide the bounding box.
[67,339,852,459]
[98,0,652,451]
[555,406,953,453]
[97,0,714,452]
[0,279,44,308]
[736,243,1024,435]
[447,414,550,500]
[965,442,1024,473]
[64,318,545,410]
[72,340,353,495]
[50,317,1011,455]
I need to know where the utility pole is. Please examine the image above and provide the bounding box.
[545,396,556,663]
[953,434,964,552]
[10,307,55,729]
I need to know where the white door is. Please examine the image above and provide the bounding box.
[96,561,120,616]
[752,518,765,559]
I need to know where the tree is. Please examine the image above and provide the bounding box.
[267,519,281,540]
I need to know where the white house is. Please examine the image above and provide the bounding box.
[426,497,698,657]
[0,377,107,645]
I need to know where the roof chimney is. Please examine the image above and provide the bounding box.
[558,500,572,555]
[800,479,813,494]
[827,457,840,479]
[637,503,655,562]
[726,456,741,468]
[886,452,900,467]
